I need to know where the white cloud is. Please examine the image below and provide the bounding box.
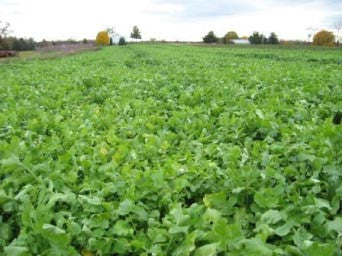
[0,0,340,41]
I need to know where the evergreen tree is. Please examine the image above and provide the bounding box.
[203,31,219,43]
[268,32,279,44]
[249,32,264,44]
[118,37,127,46]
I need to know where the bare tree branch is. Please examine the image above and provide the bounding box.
[106,27,115,37]
[0,21,12,38]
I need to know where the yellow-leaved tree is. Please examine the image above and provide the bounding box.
[313,30,335,46]
[96,31,110,46]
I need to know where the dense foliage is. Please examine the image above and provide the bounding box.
[223,31,239,44]
[118,37,127,46]
[203,31,219,43]
[96,31,110,46]
[249,32,265,44]
[131,26,142,40]
[313,30,335,46]
[1,45,342,255]
[0,37,36,51]
[268,33,279,45]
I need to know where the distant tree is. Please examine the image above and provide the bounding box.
[0,21,35,51]
[12,38,24,51]
[96,31,110,46]
[203,31,219,43]
[313,30,335,46]
[83,38,88,44]
[223,31,239,44]
[110,37,113,45]
[41,39,49,47]
[67,38,76,44]
[118,37,127,46]
[0,21,11,38]
[0,21,12,50]
[249,32,264,44]
[280,39,307,45]
[106,27,115,37]
[27,38,35,50]
[131,26,142,40]
[268,32,279,44]
[0,37,11,50]
[11,37,35,51]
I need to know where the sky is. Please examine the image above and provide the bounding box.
[0,0,341,41]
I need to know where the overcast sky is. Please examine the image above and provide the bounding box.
[0,0,341,41]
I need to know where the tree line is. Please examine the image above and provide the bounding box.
[203,31,280,44]
[0,21,35,51]
[203,29,339,46]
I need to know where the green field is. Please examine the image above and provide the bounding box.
[1,44,342,255]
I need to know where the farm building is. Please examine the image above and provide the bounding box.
[231,39,250,44]
[111,33,125,44]
[111,33,143,44]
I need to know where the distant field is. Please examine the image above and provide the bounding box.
[0,45,99,62]
[1,45,342,255]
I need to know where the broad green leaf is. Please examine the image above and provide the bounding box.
[303,242,335,256]
[261,210,282,224]
[275,221,295,237]
[327,217,342,233]
[113,220,133,236]
[194,243,217,256]
[293,227,313,248]
[117,199,134,216]
[4,246,30,256]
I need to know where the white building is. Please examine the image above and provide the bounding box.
[111,33,143,44]
[111,33,125,44]
[231,39,250,45]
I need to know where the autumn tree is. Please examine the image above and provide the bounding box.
[96,31,110,46]
[131,26,142,40]
[203,31,219,43]
[223,31,238,44]
[313,30,335,46]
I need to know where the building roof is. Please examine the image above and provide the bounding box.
[231,39,250,44]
